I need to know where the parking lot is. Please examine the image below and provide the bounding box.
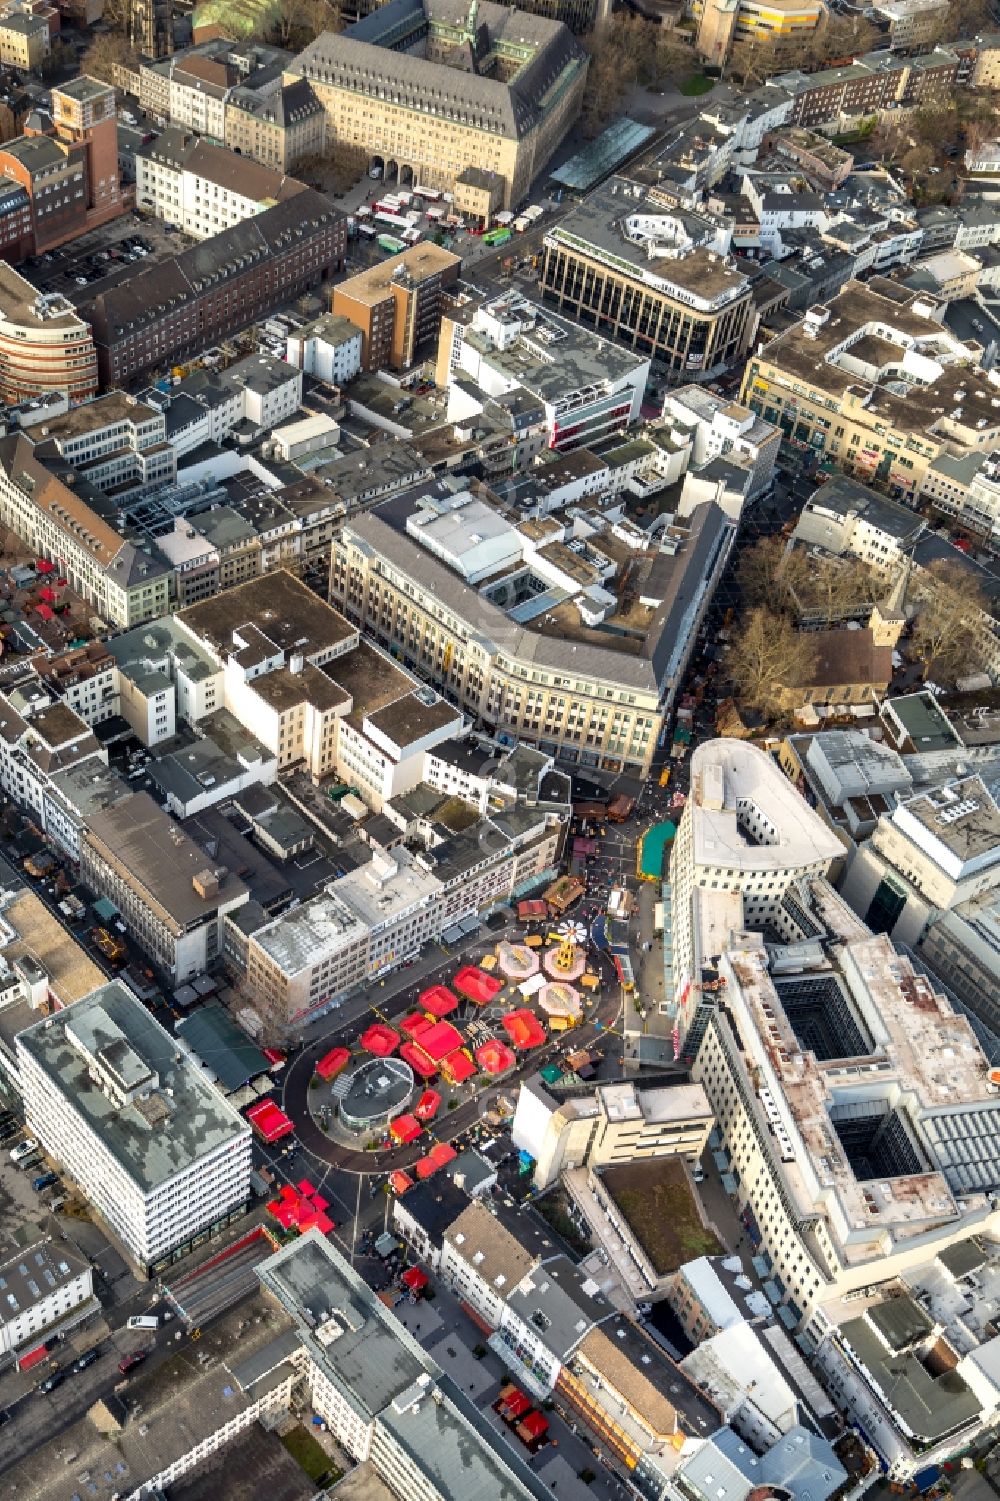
[18,215,194,305]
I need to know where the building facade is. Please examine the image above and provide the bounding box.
[332,243,461,372]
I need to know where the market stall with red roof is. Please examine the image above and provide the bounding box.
[400,1266,429,1296]
[415,1141,457,1180]
[502,1009,547,1050]
[414,1089,441,1122]
[441,1048,476,1085]
[35,558,54,575]
[475,1038,516,1075]
[400,1011,433,1039]
[390,1169,414,1195]
[267,1179,335,1234]
[400,1040,438,1078]
[453,966,503,1005]
[497,1386,531,1421]
[360,1022,400,1057]
[246,1098,295,1142]
[389,1113,422,1145]
[419,984,459,1017]
[315,1046,350,1081]
[517,899,548,921]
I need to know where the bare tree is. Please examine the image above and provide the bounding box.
[727,607,819,717]
[910,560,991,682]
[272,0,342,49]
[81,31,138,85]
[928,0,991,45]
[736,536,809,615]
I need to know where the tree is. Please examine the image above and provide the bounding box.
[727,607,819,717]
[807,12,881,66]
[928,0,991,45]
[909,560,991,682]
[579,16,694,135]
[901,143,935,179]
[800,556,878,626]
[271,0,342,50]
[735,536,809,615]
[80,31,138,85]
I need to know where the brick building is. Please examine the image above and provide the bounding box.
[85,189,345,386]
[332,243,460,372]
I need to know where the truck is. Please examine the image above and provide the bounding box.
[92,926,127,963]
[608,885,633,920]
[127,1315,159,1330]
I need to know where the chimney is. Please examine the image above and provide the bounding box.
[193,868,220,899]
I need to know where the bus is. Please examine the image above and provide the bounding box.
[413,184,442,202]
[377,234,406,254]
[483,227,512,247]
[374,209,410,231]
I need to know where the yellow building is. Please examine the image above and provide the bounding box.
[0,12,49,72]
[741,278,1000,502]
[694,0,826,68]
[286,0,587,209]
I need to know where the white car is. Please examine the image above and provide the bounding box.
[10,1138,38,1163]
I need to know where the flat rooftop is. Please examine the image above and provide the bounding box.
[336,242,460,305]
[177,568,356,664]
[16,981,250,1192]
[598,1158,722,1276]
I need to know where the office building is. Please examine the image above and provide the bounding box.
[663,1427,847,1501]
[0,265,96,406]
[329,484,734,775]
[689,859,1000,1329]
[693,0,827,71]
[85,189,345,385]
[16,982,252,1274]
[28,391,177,498]
[512,1073,713,1190]
[742,279,1000,502]
[666,740,843,1057]
[285,311,363,385]
[135,128,308,240]
[80,792,250,980]
[871,0,948,51]
[540,179,753,384]
[333,243,460,373]
[438,292,649,453]
[288,0,588,208]
[224,78,326,172]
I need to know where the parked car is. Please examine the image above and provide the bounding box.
[9,1137,38,1162]
[118,1350,147,1375]
[74,1348,99,1372]
[37,1369,65,1394]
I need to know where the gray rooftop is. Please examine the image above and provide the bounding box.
[503,1253,609,1360]
[16,982,250,1192]
[840,1308,981,1441]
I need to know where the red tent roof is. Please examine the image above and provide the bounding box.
[415,1141,458,1179]
[502,1389,531,1419]
[266,1179,335,1234]
[390,1170,414,1195]
[400,1040,438,1078]
[419,984,459,1017]
[246,1098,295,1142]
[35,558,54,574]
[518,1410,549,1439]
[414,1089,441,1121]
[38,586,56,603]
[316,1046,350,1080]
[390,1113,422,1144]
[400,1010,433,1039]
[475,1038,516,1075]
[414,1020,464,1062]
[35,603,54,620]
[518,899,548,919]
[18,1343,49,1372]
[401,1266,429,1291]
[502,1009,546,1050]
[263,1046,286,1066]
[442,1048,476,1084]
[453,966,502,1004]
[360,1022,400,1057]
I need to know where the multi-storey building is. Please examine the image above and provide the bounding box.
[16,982,252,1274]
[29,391,177,498]
[224,78,325,171]
[329,484,734,776]
[0,1237,95,1359]
[438,292,649,452]
[777,46,959,129]
[742,279,1000,502]
[80,792,250,980]
[512,1074,714,1190]
[0,265,96,405]
[85,189,345,386]
[667,740,844,1058]
[871,0,948,52]
[130,0,173,60]
[135,127,307,240]
[0,436,172,628]
[540,179,753,384]
[287,0,588,207]
[332,243,461,373]
[0,10,49,71]
[285,312,362,385]
[694,0,827,70]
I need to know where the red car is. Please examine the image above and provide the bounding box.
[118,1350,147,1375]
